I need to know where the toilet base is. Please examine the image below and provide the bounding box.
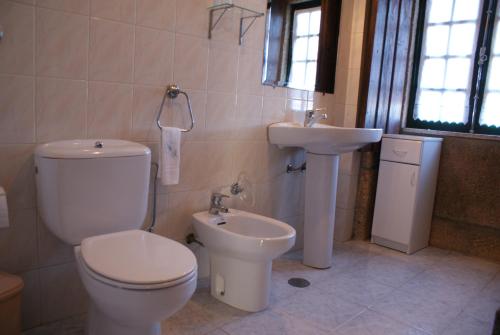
[86,303,160,335]
[209,254,271,312]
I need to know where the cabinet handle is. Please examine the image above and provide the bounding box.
[410,171,416,186]
[393,148,408,156]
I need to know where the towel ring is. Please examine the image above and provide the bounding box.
[156,84,195,132]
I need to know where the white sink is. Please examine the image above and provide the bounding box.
[268,121,382,269]
[268,122,383,155]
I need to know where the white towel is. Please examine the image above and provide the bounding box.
[160,127,181,185]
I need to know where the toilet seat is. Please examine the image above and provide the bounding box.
[80,230,197,290]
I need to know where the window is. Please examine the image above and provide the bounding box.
[287,3,321,91]
[408,0,500,135]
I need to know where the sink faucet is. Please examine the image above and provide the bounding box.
[209,192,229,215]
[304,108,328,127]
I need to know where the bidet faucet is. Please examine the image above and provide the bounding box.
[209,192,229,215]
[304,108,328,127]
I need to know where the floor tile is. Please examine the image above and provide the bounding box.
[441,313,493,335]
[371,288,463,334]
[274,287,365,332]
[317,270,396,307]
[222,309,330,335]
[335,309,429,335]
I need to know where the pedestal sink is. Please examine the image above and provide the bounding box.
[268,122,383,268]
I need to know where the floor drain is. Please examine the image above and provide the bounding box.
[288,277,310,288]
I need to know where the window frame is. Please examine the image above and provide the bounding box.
[285,0,322,90]
[406,0,500,135]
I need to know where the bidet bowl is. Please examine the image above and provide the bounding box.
[192,209,296,312]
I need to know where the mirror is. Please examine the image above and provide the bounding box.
[262,0,342,93]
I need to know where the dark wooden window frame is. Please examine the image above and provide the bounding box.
[406,0,500,135]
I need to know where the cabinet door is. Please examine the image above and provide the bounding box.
[372,161,419,245]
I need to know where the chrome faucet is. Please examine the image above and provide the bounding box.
[304,108,328,127]
[209,192,229,215]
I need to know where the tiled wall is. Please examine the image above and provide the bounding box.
[0,0,366,329]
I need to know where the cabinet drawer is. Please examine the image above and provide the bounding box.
[381,138,422,164]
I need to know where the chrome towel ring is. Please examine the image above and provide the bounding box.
[156,84,195,132]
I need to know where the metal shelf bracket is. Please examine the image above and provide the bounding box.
[208,4,264,45]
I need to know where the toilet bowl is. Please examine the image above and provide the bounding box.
[193,209,295,312]
[34,140,198,335]
[75,230,197,335]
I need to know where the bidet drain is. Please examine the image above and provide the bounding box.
[288,278,310,288]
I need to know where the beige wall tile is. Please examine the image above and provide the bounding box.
[237,47,264,95]
[0,144,36,210]
[136,0,175,31]
[205,92,236,141]
[39,262,88,323]
[207,42,239,93]
[173,34,209,90]
[0,208,37,273]
[0,2,34,75]
[37,0,89,15]
[263,96,286,123]
[89,18,134,82]
[234,94,264,140]
[132,84,164,141]
[87,81,133,139]
[175,0,208,38]
[36,8,89,79]
[134,27,174,86]
[36,77,87,142]
[90,0,135,23]
[0,75,35,143]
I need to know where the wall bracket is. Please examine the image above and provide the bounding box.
[208,4,264,45]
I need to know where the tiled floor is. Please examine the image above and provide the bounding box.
[25,241,500,335]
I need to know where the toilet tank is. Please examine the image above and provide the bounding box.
[35,140,151,245]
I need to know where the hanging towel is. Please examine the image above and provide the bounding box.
[160,126,181,185]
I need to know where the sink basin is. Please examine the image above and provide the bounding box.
[268,121,382,269]
[268,122,383,155]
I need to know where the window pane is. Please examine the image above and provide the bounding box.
[309,10,321,35]
[425,25,449,57]
[452,0,480,21]
[428,0,453,23]
[289,62,306,89]
[480,93,500,126]
[486,57,500,90]
[308,36,319,60]
[420,59,445,89]
[295,11,310,36]
[444,58,470,89]
[292,37,308,61]
[442,91,468,123]
[479,2,500,128]
[305,62,317,90]
[448,23,477,56]
[415,90,442,121]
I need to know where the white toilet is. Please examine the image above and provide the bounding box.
[35,140,197,335]
[193,209,295,312]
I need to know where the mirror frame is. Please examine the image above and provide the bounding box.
[262,0,342,94]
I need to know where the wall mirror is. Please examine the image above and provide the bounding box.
[262,0,342,93]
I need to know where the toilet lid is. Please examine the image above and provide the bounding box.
[81,230,197,285]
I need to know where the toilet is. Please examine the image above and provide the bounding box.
[193,209,295,312]
[35,140,197,335]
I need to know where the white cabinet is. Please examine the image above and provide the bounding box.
[371,134,442,254]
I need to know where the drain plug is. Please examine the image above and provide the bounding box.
[288,277,310,288]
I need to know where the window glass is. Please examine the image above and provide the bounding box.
[288,6,321,91]
[480,1,500,127]
[413,0,480,124]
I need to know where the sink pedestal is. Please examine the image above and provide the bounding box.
[303,153,339,269]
